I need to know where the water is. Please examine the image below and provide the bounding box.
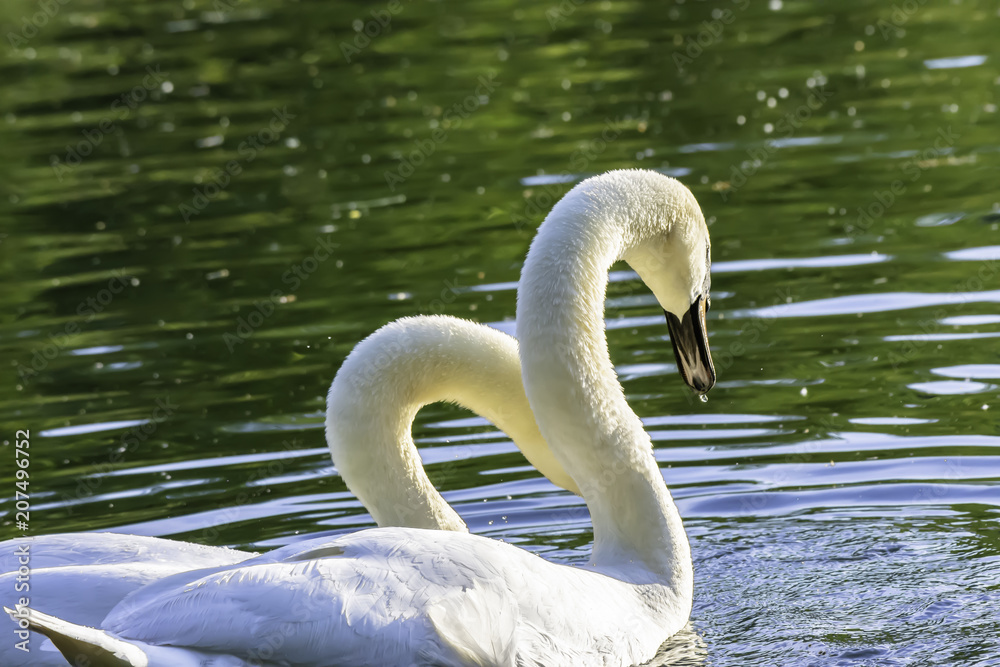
[1,0,999,664]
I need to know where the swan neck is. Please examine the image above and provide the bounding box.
[326,317,578,532]
[516,177,693,594]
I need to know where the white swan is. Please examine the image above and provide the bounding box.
[0,315,578,666]
[10,169,715,667]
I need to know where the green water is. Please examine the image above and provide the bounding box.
[1,0,999,663]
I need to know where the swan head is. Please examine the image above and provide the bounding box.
[618,174,716,395]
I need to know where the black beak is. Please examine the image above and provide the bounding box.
[665,296,715,395]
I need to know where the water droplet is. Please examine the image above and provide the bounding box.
[698,394,708,403]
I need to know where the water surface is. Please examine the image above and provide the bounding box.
[1,0,998,664]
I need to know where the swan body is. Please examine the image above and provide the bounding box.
[1,316,576,666]
[39,528,688,666]
[9,169,715,667]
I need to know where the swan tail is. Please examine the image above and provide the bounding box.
[4,605,148,667]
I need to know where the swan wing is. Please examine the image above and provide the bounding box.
[94,528,655,667]
[100,529,513,666]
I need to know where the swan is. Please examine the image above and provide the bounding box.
[9,168,715,667]
[0,315,579,666]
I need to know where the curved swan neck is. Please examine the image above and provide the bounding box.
[516,170,698,592]
[326,316,578,532]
